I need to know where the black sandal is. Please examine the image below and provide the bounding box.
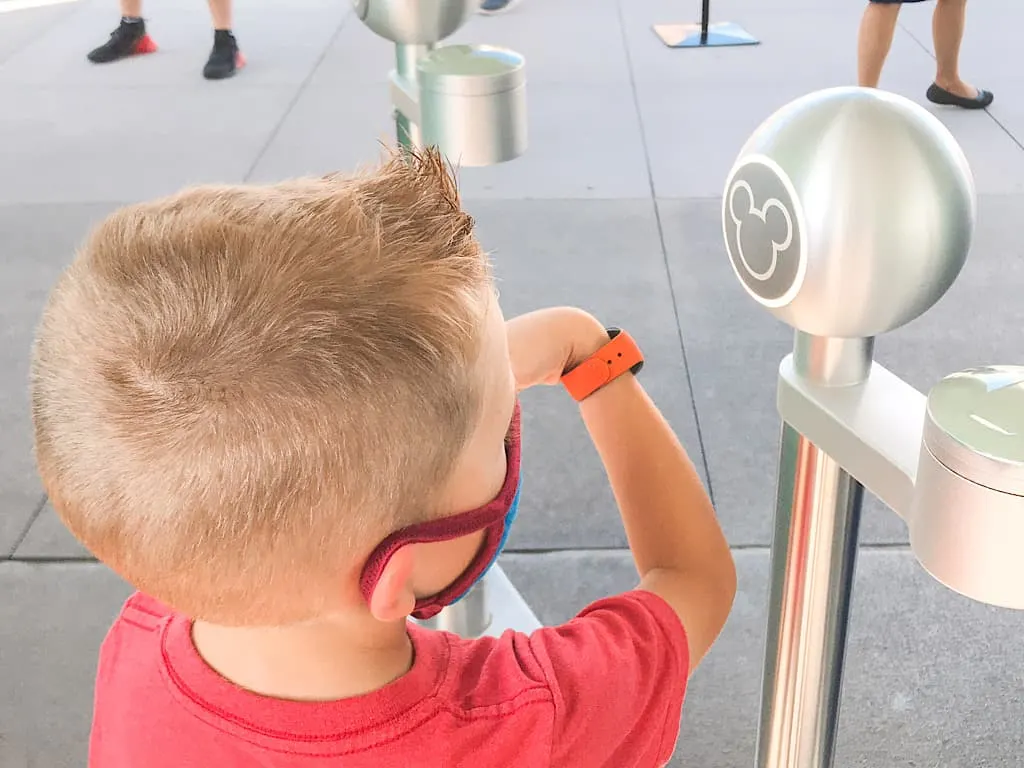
[926,83,994,110]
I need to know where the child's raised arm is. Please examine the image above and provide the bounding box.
[579,363,736,674]
[507,307,736,675]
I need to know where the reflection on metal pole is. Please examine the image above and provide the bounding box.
[758,423,863,768]
[421,581,489,638]
[421,578,492,637]
[394,43,428,150]
[756,334,870,768]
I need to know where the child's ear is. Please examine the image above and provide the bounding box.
[368,546,417,623]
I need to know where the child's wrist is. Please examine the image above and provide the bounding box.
[563,311,612,374]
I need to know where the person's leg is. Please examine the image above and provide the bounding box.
[86,0,156,64]
[927,0,993,107]
[203,0,244,80]
[208,0,232,30]
[857,1,902,88]
[932,0,971,95]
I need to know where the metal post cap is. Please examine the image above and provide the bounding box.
[416,44,528,166]
[910,365,1024,610]
[722,87,976,338]
[924,366,1024,495]
[417,45,525,96]
[354,0,476,44]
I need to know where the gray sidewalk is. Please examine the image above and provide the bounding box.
[2,0,1023,765]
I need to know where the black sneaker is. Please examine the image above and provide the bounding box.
[203,30,245,80]
[87,19,157,64]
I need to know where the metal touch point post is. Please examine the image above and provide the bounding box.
[353,0,536,639]
[757,345,868,766]
[393,42,428,149]
[720,87,982,768]
[355,0,527,166]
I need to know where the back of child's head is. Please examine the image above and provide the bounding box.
[31,149,492,626]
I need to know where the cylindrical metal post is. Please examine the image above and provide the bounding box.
[756,334,871,768]
[394,43,431,149]
[356,0,534,641]
[393,39,490,638]
[420,580,492,636]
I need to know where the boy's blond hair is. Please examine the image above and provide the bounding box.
[31,150,491,625]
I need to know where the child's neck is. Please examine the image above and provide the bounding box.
[191,614,414,702]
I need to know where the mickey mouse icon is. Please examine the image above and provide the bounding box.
[727,179,792,282]
[722,155,807,309]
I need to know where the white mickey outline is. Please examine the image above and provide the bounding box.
[721,154,808,310]
[727,180,793,282]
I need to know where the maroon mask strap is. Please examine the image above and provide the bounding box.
[359,403,522,620]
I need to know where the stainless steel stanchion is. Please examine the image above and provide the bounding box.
[720,86,1024,768]
[354,0,538,639]
[356,0,526,166]
[393,42,428,149]
[757,339,869,767]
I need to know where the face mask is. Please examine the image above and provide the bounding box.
[359,402,522,620]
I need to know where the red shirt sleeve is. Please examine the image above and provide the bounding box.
[525,590,689,768]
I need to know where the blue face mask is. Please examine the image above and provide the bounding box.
[358,403,523,620]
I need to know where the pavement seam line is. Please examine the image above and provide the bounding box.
[614,0,716,505]
[241,7,355,182]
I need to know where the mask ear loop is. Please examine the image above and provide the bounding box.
[444,481,523,609]
[359,403,522,619]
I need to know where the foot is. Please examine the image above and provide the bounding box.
[479,0,521,14]
[86,18,158,64]
[203,30,245,80]
[927,81,994,110]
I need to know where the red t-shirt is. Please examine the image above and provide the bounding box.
[89,590,689,768]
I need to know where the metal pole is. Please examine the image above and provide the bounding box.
[394,43,430,150]
[423,580,491,636]
[392,38,493,641]
[755,334,871,768]
[356,0,535,641]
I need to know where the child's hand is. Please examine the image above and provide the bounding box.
[506,307,609,391]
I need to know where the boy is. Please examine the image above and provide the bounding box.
[31,149,736,767]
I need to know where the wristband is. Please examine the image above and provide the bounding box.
[560,328,644,402]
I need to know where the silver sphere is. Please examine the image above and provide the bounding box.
[722,87,975,338]
[354,0,477,45]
